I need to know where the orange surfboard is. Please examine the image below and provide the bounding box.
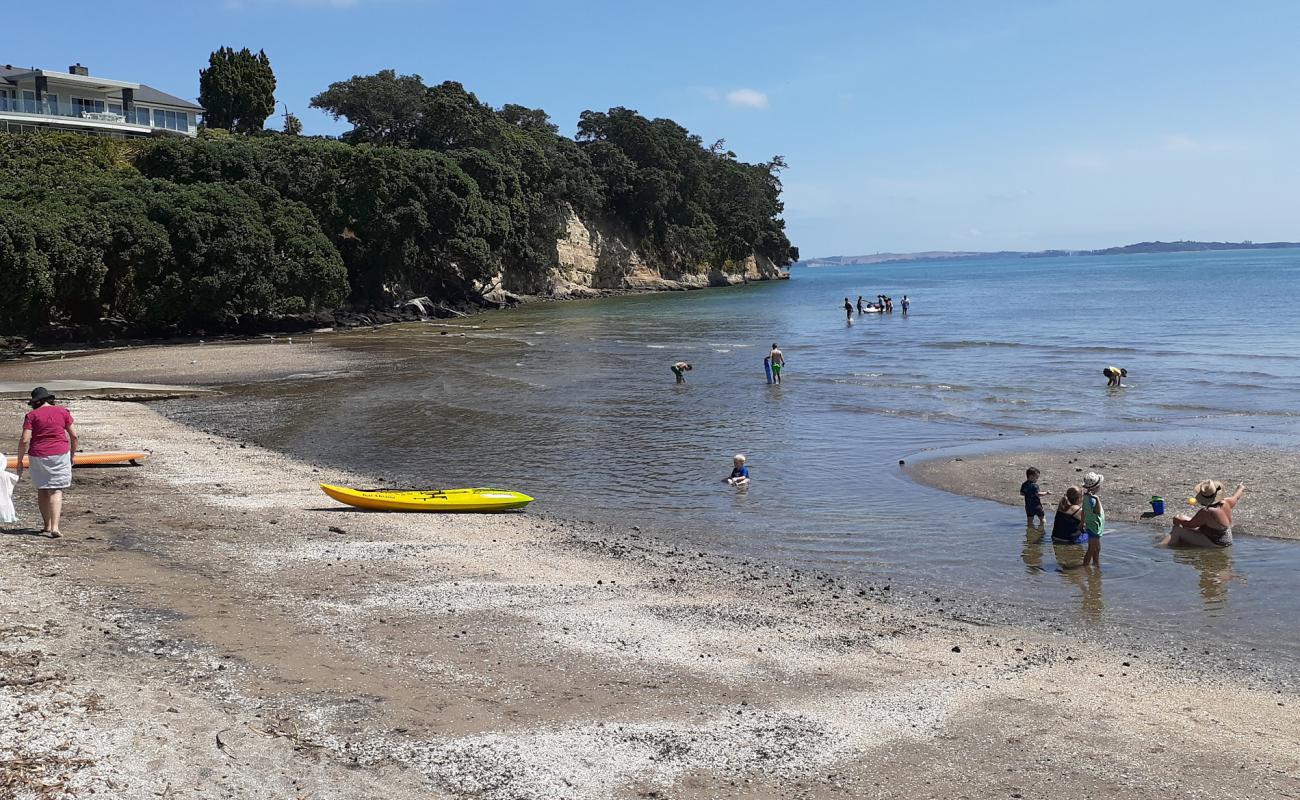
[6,451,150,470]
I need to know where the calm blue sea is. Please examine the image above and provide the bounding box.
[179,248,1300,661]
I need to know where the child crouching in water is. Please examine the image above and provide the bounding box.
[1020,467,1050,527]
[1081,472,1105,566]
[724,454,750,487]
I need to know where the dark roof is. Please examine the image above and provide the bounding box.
[135,84,203,111]
[0,65,202,111]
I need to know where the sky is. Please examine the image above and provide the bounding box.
[11,0,1300,256]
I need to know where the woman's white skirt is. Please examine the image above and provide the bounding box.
[29,453,72,490]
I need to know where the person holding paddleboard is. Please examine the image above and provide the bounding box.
[769,344,785,385]
[16,387,78,538]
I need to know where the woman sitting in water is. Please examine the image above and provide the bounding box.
[1051,486,1086,544]
[1160,480,1244,548]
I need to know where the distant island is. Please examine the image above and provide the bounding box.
[797,240,1300,268]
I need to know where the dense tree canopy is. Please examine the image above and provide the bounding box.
[312,72,795,272]
[0,70,796,339]
[199,47,277,133]
[0,134,345,336]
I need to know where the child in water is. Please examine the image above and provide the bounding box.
[725,454,750,487]
[1080,472,1105,566]
[1020,467,1051,527]
[1103,366,1127,387]
[671,361,692,384]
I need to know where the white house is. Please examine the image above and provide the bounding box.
[0,62,203,138]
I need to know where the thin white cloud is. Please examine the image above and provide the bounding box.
[725,88,769,109]
[1158,134,1238,155]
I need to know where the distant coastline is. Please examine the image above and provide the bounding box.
[797,240,1300,268]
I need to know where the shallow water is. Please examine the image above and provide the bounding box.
[175,249,1300,663]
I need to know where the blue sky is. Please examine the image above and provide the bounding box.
[13,0,1300,255]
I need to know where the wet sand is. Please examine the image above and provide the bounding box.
[4,338,370,388]
[1,343,1297,798]
[908,445,1300,540]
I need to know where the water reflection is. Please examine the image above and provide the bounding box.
[1170,547,1242,607]
[1021,525,1047,573]
[1052,542,1104,624]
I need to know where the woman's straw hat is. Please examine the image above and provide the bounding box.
[1194,480,1224,506]
[1082,472,1104,490]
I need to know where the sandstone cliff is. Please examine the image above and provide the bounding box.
[502,209,784,299]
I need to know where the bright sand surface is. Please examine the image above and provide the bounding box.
[0,342,1297,798]
[908,445,1300,540]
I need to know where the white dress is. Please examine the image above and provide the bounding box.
[0,453,18,524]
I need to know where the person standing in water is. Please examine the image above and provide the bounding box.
[901,295,910,315]
[1081,472,1105,567]
[671,361,692,384]
[769,344,785,385]
[843,297,853,321]
[856,295,866,315]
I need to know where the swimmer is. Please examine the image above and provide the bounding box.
[724,454,750,487]
[671,361,692,384]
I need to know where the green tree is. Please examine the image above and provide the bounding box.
[310,70,429,145]
[199,47,277,133]
[282,108,303,136]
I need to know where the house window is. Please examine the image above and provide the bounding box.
[131,106,151,125]
[45,93,59,114]
[21,90,36,114]
[108,103,122,116]
[153,108,165,128]
[72,97,106,116]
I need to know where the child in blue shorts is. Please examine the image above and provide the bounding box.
[1081,472,1106,567]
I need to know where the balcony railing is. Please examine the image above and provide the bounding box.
[0,97,192,132]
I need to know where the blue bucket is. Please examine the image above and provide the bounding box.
[1150,496,1165,515]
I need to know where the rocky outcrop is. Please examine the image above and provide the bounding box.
[541,209,783,298]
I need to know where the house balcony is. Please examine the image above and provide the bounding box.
[0,96,194,137]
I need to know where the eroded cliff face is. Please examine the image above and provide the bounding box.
[528,209,783,298]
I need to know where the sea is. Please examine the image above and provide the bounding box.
[173,248,1300,664]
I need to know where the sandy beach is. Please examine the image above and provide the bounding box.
[1,343,1297,799]
[908,445,1300,541]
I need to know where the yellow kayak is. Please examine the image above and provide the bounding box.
[319,483,534,513]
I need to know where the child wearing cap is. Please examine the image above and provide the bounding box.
[1081,472,1105,566]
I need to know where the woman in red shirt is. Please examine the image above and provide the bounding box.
[16,387,78,538]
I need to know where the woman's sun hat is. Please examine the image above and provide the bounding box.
[1194,479,1224,506]
[28,387,54,406]
[1082,471,1104,490]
